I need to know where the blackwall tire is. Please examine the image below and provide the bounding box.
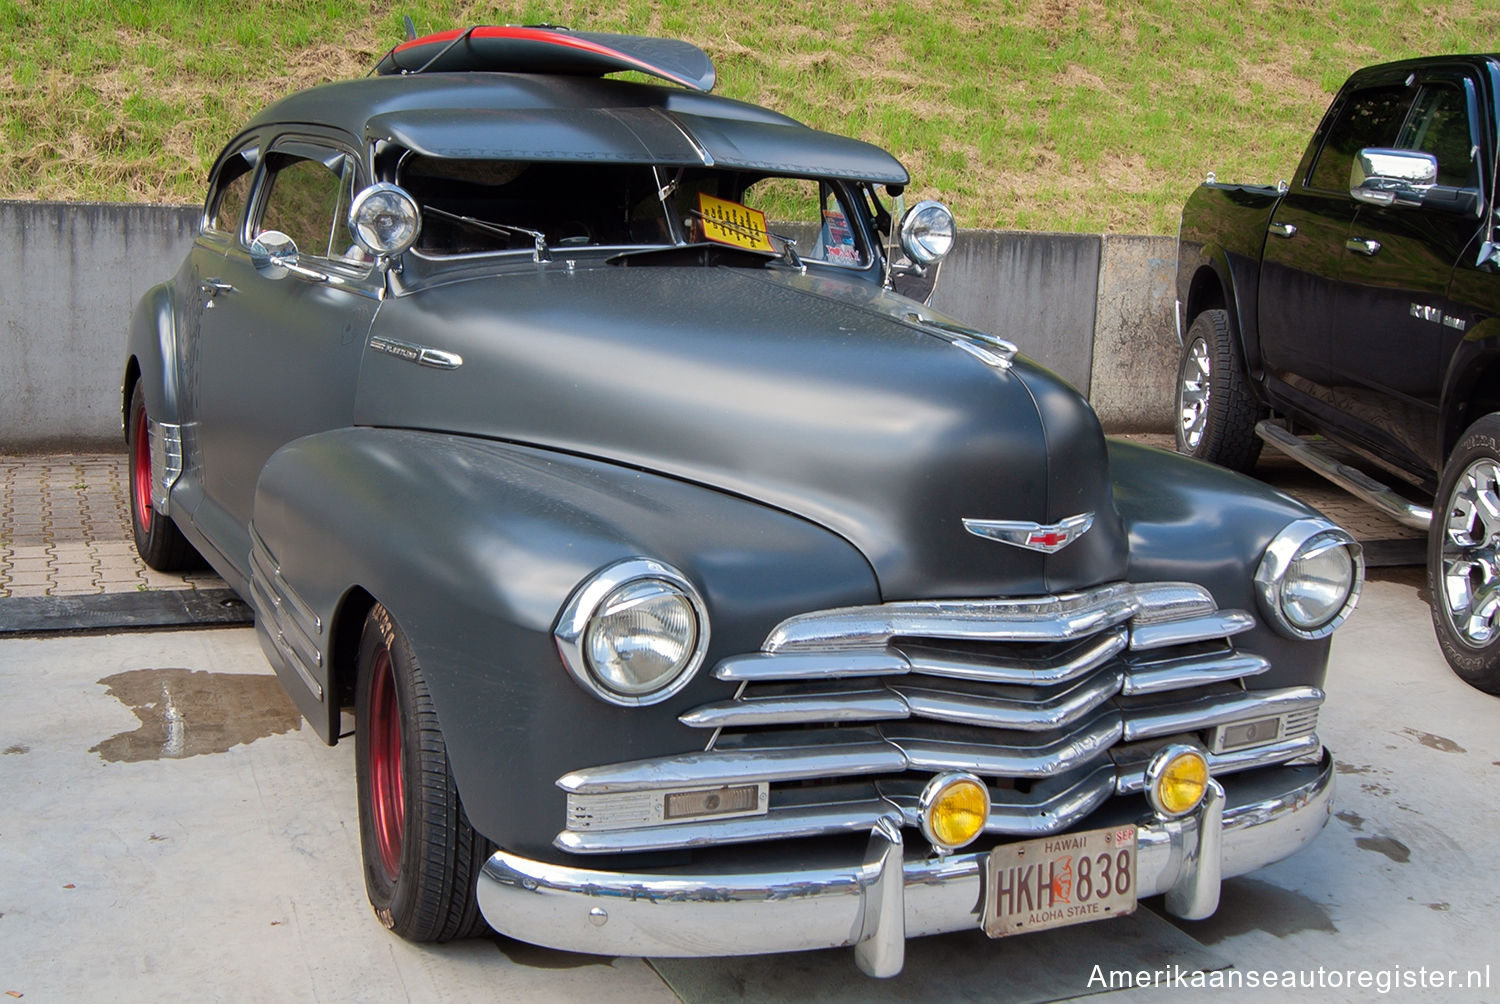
[126,382,199,571]
[355,603,494,941]
[1428,414,1500,695]
[1175,308,1263,473]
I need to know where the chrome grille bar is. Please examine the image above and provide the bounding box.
[1131,611,1255,650]
[764,582,1216,653]
[889,666,1124,732]
[1123,651,1270,695]
[559,764,1122,853]
[887,711,1123,777]
[680,690,907,728]
[903,628,1127,685]
[1121,686,1324,742]
[558,740,907,794]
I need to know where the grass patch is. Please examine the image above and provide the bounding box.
[0,0,1495,231]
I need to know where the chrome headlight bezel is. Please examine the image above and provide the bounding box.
[1254,518,1364,640]
[554,558,710,707]
[348,182,422,258]
[898,199,956,265]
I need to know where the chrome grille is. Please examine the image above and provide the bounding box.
[557,581,1323,854]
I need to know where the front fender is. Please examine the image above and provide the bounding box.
[123,279,189,434]
[1109,439,1334,691]
[250,428,879,860]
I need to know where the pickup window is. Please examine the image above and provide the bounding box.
[1307,85,1408,192]
[1399,83,1477,188]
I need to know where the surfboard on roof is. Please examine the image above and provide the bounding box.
[373,25,717,93]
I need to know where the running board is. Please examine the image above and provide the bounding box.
[1255,421,1432,530]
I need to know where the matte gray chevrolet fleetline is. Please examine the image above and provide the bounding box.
[124,27,1362,977]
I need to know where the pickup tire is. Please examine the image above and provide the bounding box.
[1174,309,1262,473]
[1429,414,1500,694]
[355,603,494,939]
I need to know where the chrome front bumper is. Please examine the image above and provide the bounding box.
[476,751,1333,977]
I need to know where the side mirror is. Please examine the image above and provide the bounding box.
[250,230,300,280]
[1350,148,1437,209]
[349,183,421,260]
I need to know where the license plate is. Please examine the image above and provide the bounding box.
[982,825,1137,937]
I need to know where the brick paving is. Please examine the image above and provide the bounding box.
[0,453,226,598]
[0,440,1422,600]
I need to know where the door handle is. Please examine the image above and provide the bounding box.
[1268,222,1298,238]
[200,278,235,296]
[1345,237,1382,256]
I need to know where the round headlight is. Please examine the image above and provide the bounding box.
[349,183,421,257]
[555,559,710,706]
[898,200,956,265]
[1255,518,1364,639]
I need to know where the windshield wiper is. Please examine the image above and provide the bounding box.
[423,206,553,263]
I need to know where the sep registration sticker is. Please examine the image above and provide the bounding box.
[697,193,775,253]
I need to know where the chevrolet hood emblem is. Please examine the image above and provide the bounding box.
[962,513,1095,554]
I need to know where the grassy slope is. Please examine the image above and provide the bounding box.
[0,0,1494,233]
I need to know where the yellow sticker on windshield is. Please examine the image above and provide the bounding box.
[697,193,775,253]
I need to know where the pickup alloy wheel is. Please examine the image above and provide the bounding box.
[355,603,494,939]
[1430,414,1500,694]
[1175,309,1262,473]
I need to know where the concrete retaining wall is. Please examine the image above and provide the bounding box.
[0,201,1178,451]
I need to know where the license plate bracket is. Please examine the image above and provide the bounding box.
[982,825,1138,937]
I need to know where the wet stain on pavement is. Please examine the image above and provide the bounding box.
[3,744,28,755]
[91,668,301,762]
[1335,761,1377,775]
[1355,835,1411,863]
[1428,902,1450,911]
[1401,729,1466,754]
[495,937,617,970]
[1158,877,1337,945]
[1335,810,1366,830]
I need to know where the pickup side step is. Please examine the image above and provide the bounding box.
[1255,421,1432,530]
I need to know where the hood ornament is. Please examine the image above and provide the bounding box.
[963,513,1094,554]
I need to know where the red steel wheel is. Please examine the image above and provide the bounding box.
[354,604,493,941]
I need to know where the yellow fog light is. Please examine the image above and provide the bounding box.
[920,772,990,851]
[1146,744,1210,818]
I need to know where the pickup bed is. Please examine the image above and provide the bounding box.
[1174,53,1500,692]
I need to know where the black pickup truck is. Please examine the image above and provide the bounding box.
[1174,54,1500,693]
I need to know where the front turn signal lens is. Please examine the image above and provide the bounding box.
[920,773,990,851]
[1146,745,1210,818]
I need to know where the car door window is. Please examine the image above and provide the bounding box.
[206,147,256,237]
[1307,85,1411,193]
[257,148,362,264]
[1398,83,1477,188]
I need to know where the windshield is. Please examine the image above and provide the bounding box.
[398,155,872,268]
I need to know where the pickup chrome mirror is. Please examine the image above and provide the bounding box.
[1350,148,1437,208]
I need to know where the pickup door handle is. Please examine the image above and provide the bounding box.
[200,278,236,296]
[1268,222,1298,238]
[1345,237,1382,256]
